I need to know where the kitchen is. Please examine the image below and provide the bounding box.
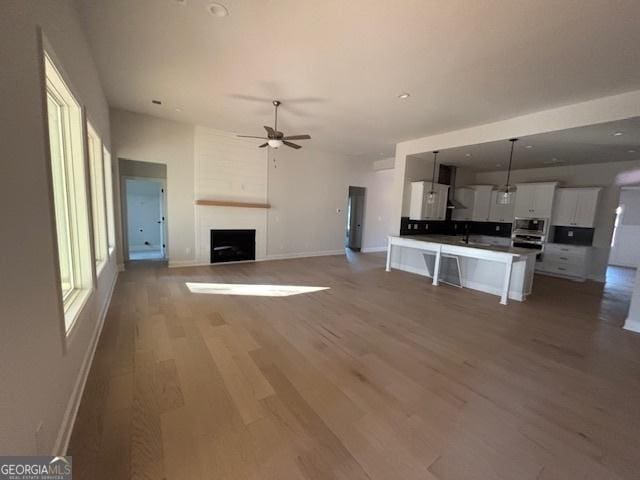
[387,117,640,305]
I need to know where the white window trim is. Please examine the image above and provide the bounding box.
[103,146,116,255]
[44,51,94,335]
[87,121,108,274]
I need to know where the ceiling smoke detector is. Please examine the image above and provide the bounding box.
[208,3,229,17]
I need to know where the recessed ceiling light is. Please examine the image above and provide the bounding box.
[398,93,410,99]
[613,131,624,136]
[152,99,162,105]
[175,108,181,112]
[496,163,502,167]
[379,152,386,156]
[629,149,637,153]
[173,0,187,5]
[525,145,533,149]
[208,3,229,17]
[465,153,472,157]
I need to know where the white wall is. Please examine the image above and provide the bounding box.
[110,109,196,264]
[0,0,116,454]
[112,113,396,265]
[609,187,640,268]
[475,160,640,280]
[265,148,376,257]
[126,180,163,250]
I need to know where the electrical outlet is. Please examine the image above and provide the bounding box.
[425,224,429,230]
[496,226,500,231]
[568,231,574,237]
[185,247,191,254]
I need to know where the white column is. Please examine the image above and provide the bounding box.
[624,268,640,333]
[432,245,442,286]
[385,237,392,272]
[500,257,514,305]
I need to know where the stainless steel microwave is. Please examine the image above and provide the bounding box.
[513,217,547,235]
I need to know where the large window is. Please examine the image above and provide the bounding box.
[45,52,93,332]
[103,147,116,251]
[87,122,108,270]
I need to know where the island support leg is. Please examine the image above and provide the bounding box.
[432,246,442,286]
[500,257,514,305]
[385,238,392,272]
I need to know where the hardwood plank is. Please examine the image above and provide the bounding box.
[68,257,640,480]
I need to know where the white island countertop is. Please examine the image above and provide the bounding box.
[386,235,538,304]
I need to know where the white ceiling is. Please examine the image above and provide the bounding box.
[76,0,640,156]
[409,117,640,172]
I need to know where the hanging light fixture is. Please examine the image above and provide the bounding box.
[496,138,518,205]
[426,150,439,204]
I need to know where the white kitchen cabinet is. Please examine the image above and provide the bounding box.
[536,243,592,281]
[514,182,557,218]
[552,187,601,228]
[489,190,516,223]
[452,185,493,221]
[409,182,449,220]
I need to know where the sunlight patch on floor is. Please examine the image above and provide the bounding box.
[185,282,329,297]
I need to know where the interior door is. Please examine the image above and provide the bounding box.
[347,186,366,250]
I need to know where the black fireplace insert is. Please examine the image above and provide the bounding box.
[210,229,256,263]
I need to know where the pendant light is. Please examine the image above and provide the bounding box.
[426,150,439,204]
[496,138,518,205]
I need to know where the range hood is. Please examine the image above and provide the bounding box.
[438,164,466,209]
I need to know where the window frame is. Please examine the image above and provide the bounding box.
[103,146,116,254]
[87,121,108,272]
[44,49,94,335]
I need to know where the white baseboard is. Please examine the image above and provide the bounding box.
[265,250,344,261]
[168,250,345,268]
[53,269,119,455]
[623,318,640,334]
[361,246,387,253]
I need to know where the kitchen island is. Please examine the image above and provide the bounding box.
[386,235,537,304]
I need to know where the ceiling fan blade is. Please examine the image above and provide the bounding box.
[282,134,311,141]
[259,143,269,148]
[238,135,268,139]
[283,141,302,149]
[264,125,276,137]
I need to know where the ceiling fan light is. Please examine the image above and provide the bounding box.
[268,139,283,148]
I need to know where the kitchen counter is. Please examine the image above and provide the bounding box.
[386,235,537,304]
[403,234,537,256]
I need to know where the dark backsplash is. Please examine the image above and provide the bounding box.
[550,226,595,246]
[400,217,512,238]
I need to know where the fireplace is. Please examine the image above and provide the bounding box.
[210,229,256,263]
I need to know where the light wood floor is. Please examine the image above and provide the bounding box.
[68,253,640,480]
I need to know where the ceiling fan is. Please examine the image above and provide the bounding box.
[237,100,311,149]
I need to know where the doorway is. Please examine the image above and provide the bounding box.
[123,177,166,261]
[346,186,366,251]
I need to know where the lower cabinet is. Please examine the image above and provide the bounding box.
[536,243,591,281]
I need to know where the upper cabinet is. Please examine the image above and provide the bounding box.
[452,185,493,221]
[552,187,601,228]
[513,182,557,218]
[489,190,516,223]
[409,181,449,220]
